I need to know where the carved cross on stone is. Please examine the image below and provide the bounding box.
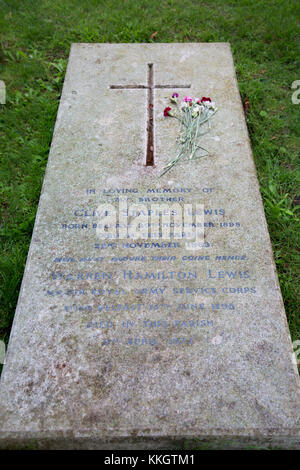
[110,63,191,166]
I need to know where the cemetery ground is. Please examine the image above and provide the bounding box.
[0,0,299,377]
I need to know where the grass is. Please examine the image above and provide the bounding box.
[0,0,299,375]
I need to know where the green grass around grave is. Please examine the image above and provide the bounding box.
[0,0,299,375]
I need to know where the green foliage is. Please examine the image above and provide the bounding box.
[0,0,299,369]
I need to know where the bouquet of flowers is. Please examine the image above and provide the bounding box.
[161,94,217,177]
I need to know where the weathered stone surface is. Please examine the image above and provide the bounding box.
[0,44,299,449]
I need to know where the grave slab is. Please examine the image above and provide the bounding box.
[0,44,299,450]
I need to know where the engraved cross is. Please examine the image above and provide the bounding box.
[110,63,191,166]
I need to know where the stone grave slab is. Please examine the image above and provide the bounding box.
[0,43,299,449]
